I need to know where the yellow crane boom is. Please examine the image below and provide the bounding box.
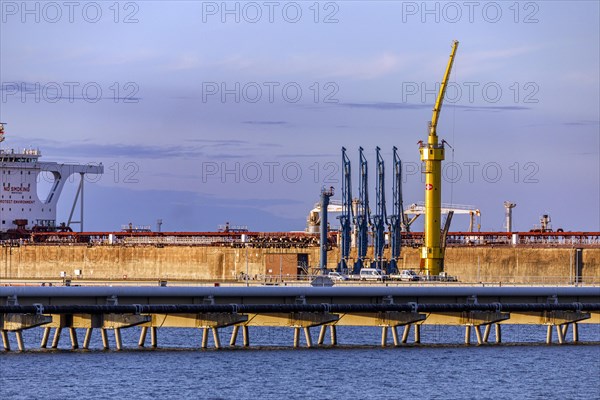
[430,40,459,138]
[420,40,459,276]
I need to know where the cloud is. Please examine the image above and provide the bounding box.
[337,102,530,112]
[184,138,283,149]
[31,139,204,159]
[242,121,288,125]
[560,121,600,126]
[338,102,429,110]
[276,153,337,158]
[524,120,600,128]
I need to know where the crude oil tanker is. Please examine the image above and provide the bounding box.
[1,123,599,285]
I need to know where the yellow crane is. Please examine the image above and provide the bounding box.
[419,40,459,276]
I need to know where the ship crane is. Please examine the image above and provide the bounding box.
[353,147,370,274]
[337,147,353,272]
[0,122,6,143]
[371,147,387,270]
[405,202,481,232]
[387,146,406,274]
[419,40,459,275]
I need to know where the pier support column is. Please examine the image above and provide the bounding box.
[330,325,337,346]
[293,328,300,348]
[555,325,565,345]
[69,328,79,350]
[114,328,123,351]
[304,327,312,348]
[51,327,62,349]
[414,324,421,344]
[391,326,399,346]
[1,330,10,351]
[495,324,502,343]
[150,327,157,348]
[40,327,51,348]
[318,326,326,345]
[573,323,579,343]
[15,331,24,351]
[201,328,209,349]
[475,326,483,345]
[230,325,240,346]
[483,324,492,343]
[228,325,249,347]
[381,327,388,347]
[561,323,569,339]
[546,325,553,344]
[138,327,148,347]
[483,324,491,343]
[101,329,109,350]
[243,326,249,347]
[317,325,337,346]
[401,325,411,344]
[83,328,93,349]
[465,325,472,345]
[212,328,221,349]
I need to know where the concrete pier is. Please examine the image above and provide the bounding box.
[0,286,599,351]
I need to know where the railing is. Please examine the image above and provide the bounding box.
[7,231,600,248]
[2,274,599,287]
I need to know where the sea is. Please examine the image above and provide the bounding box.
[1,325,599,400]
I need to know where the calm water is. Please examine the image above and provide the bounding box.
[1,325,599,400]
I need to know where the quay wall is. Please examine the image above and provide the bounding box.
[1,244,598,284]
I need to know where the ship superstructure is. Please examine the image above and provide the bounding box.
[0,123,103,233]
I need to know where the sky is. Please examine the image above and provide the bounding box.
[1,1,599,232]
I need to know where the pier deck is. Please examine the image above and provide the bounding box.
[1,285,599,351]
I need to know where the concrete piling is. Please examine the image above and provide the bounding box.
[83,328,93,349]
[230,325,240,346]
[242,326,249,347]
[1,330,10,351]
[138,327,148,347]
[414,324,421,344]
[69,328,79,349]
[101,329,109,350]
[465,325,472,345]
[330,325,337,346]
[40,327,51,348]
[150,327,157,348]
[15,331,24,351]
[51,327,62,349]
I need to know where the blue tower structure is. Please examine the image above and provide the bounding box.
[353,147,370,274]
[387,146,405,274]
[337,147,352,273]
[371,147,387,270]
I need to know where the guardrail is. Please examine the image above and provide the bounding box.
[8,231,597,248]
[2,274,599,287]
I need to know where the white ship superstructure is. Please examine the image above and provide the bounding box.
[0,123,103,232]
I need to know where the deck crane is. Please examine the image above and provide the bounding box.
[337,147,353,273]
[371,147,387,270]
[419,40,459,276]
[353,147,370,274]
[387,146,405,274]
